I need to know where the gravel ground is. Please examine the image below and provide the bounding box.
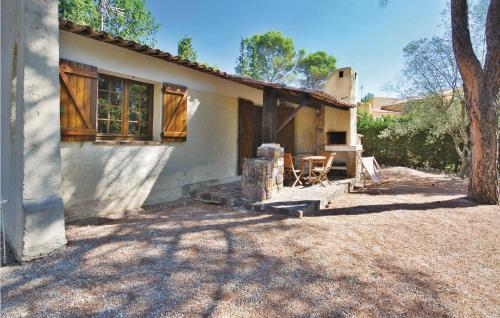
[1,167,499,317]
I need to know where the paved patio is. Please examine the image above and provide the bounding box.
[190,176,356,217]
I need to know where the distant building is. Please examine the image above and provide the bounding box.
[358,97,403,117]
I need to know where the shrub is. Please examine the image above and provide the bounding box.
[358,112,460,172]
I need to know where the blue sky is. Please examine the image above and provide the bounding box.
[146,0,448,98]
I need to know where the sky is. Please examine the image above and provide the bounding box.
[146,0,448,98]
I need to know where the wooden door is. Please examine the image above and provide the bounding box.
[238,100,294,174]
[238,99,261,174]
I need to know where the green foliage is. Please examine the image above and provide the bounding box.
[361,93,374,103]
[358,111,461,172]
[58,0,159,46]
[177,36,198,62]
[235,39,251,78]
[235,31,302,83]
[381,1,491,177]
[297,51,336,89]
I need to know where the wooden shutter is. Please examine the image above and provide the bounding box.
[59,59,98,141]
[162,83,188,142]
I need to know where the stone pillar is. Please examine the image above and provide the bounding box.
[241,144,284,202]
[314,106,326,154]
[1,0,66,261]
[346,150,363,180]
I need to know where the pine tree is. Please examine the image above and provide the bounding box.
[177,36,198,62]
[235,39,251,77]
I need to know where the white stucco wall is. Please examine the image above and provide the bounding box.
[61,89,238,220]
[59,31,262,220]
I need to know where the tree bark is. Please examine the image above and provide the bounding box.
[451,0,499,204]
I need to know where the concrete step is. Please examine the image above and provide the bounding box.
[191,179,354,218]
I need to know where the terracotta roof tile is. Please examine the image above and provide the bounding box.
[59,20,355,109]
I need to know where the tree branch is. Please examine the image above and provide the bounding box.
[451,0,483,82]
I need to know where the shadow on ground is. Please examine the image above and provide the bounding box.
[1,199,457,317]
[316,196,476,216]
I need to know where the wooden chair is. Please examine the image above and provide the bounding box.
[284,153,302,187]
[312,152,336,186]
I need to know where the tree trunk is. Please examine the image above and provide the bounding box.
[451,0,499,204]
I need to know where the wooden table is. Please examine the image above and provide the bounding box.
[299,155,326,185]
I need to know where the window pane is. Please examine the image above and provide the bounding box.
[110,79,124,94]
[110,93,122,107]
[98,95,109,108]
[138,110,148,122]
[109,120,121,134]
[98,77,108,90]
[129,94,139,109]
[98,105,108,119]
[128,122,139,135]
[130,83,146,96]
[109,106,122,121]
[97,120,107,133]
[139,120,149,135]
[129,109,138,121]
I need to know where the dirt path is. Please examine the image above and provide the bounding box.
[1,167,499,317]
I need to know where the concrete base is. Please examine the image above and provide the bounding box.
[20,196,67,261]
[191,176,354,218]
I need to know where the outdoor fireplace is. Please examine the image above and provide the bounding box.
[327,131,347,145]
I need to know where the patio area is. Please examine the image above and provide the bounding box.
[190,175,356,217]
[1,167,499,317]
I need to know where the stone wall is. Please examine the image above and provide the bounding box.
[241,144,284,202]
[346,149,363,180]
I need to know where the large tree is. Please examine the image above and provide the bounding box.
[58,0,159,46]
[451,0,499,204]
[381,0,498,203]
[297,51,337,89]
[177,36,198,62]
[235,31,302,83]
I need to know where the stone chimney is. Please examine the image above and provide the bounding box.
[323,67,358,104]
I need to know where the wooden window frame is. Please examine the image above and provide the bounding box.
[97,73,154,141]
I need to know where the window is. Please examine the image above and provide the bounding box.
[339,71,344,78]
[97,74,153,140]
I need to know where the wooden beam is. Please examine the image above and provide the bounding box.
[262,87,278,143]
[276,90,350,111]
[276,103,305,135]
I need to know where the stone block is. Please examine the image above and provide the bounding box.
[256,147,268,158]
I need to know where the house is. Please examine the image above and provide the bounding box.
[1,3,361,261]
[358,96,404,117]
